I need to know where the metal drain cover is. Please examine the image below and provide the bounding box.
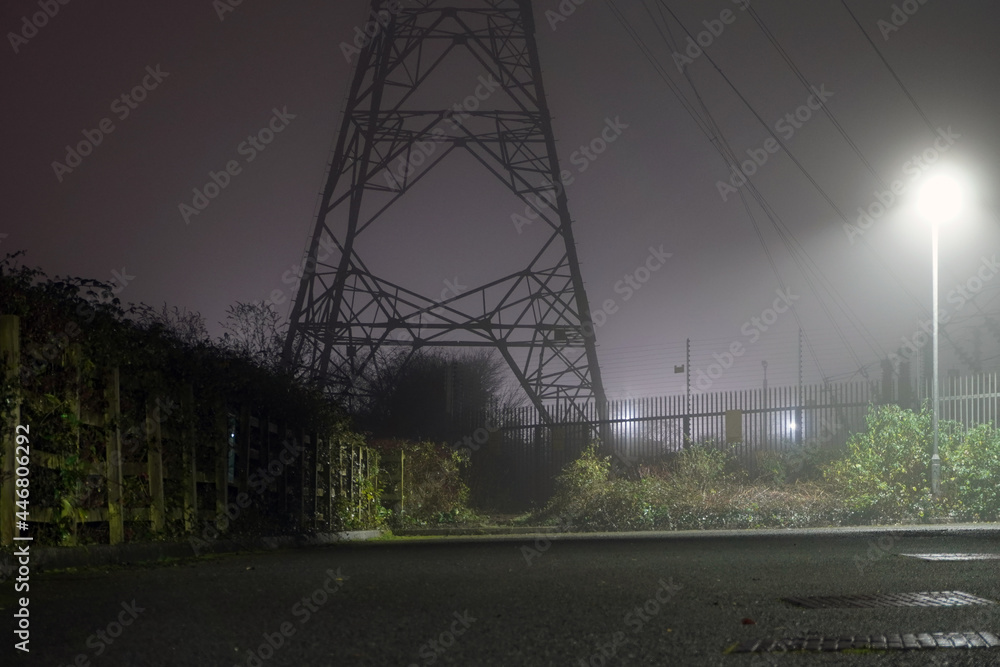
[781,591,995,609]
[727,631,1000,653]
[901,553,1000,561]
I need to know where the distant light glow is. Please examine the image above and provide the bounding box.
[918,171,967,223]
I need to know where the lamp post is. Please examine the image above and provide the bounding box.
[917,172,966,499]
[930,213,941,498]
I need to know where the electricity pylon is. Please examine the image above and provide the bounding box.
[283,0,607,428]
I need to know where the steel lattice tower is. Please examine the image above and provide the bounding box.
[283,0,607,426]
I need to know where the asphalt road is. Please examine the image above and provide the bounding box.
[5,528,1000,666]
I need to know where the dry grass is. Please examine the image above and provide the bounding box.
[528,445,850,532]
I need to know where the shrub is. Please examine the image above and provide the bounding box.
[948,422,1000,520]
[670,442,744,493]
[757,439,843,484]
[537,442,610,525]
[753,450,788,486]
[539,442,777,532]
[378,440,475,526]
[526,409,1000,533]
[823,404,959,522]
[1,253,379,543]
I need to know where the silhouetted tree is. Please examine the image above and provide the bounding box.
[358,348,519,442]
[131,303,210,347]
[218,301,285,371]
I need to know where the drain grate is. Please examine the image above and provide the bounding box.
[781,591,995,609]
[901,553,1000,561]
[727,631,1000,653]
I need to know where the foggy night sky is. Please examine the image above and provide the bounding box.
[4,0,1000,400]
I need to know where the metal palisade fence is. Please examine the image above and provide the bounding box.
[916,371,1000,429]
[461,381,878,508]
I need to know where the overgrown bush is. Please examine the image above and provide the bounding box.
[534,441,846,531]
[670,442,744,492]
[754,440,841,486]
[823,404,963,522]
[498,403,1000,532]
[947,422,1000,520]
[535,443,635,531]
[546,443,609,511]
[1,252,381,544]
[371,440,476,526]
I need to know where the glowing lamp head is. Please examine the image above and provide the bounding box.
[918,172,967,224]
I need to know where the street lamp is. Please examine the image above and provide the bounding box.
[917,171,967,498]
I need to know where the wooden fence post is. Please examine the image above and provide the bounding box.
[104,367,125,545]
[355,444,363,521]
[265,416,279,511]
[145,393,165,534]
[382,450,405,516]
[66,343,83,545]
[316,433,328,531]
[214,398,229,531]
[337,443,346,515]
[278,420,288,519]
[299,428,310,532]
[181,384,197,533]
[1,315,21,547]
[237,404,251,495]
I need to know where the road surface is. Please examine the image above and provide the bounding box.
[5,528,1000,666]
